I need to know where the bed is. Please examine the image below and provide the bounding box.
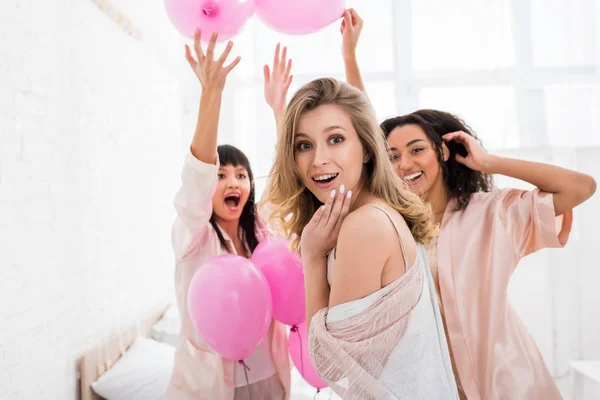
[78,304,170,400]
[77,303,340,399]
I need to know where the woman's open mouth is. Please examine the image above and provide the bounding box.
[312,173,339,189]
[403,171,423,185]
[224,193,241,212]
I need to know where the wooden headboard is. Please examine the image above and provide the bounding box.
[78,305,169,400]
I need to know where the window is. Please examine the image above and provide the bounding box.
[420,86,520,149]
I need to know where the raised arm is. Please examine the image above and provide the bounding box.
[341,8,365,92]
[172,31,241,261]
[258,43,294,229]
[263,43,293,139]
[443,131,597,216]
[185,30,241,163]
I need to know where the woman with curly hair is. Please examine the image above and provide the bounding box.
[378,104,596,400]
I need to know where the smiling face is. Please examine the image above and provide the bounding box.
[386,123,445,197]
[293,104,366,203]
[211,163,251,223]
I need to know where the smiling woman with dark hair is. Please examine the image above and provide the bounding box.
[380,110,494,211]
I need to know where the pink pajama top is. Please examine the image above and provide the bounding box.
[164,152,291,399]
[434,188,572,400]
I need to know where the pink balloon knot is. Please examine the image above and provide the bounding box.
[202,2,219,18]
[290,325,299,333]
[238,359,251,371]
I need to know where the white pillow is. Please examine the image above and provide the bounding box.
[151,304,181,347]
[91,337,175,400]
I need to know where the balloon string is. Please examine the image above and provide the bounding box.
[238,359,253,400]
[290,325,305,378]
[291,325,324,398]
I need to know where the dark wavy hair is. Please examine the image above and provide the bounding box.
[380,109,494,210]
[209,144,259,253]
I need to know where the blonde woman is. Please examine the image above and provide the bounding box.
[262,78,459,399]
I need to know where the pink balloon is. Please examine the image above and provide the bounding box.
[288,322,328,389]
[164,0,255,41]
[255,0,346,35]
[187,254,272,361]
[252,238,306,326]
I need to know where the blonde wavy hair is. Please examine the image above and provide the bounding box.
[261,78,437,249]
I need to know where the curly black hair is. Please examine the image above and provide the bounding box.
[380,109,494,210]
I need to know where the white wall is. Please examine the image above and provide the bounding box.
[572,147,600,399]
[0,0,185,398]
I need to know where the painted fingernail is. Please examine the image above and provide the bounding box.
[320,205,326,211]
[339,184,345,194]
[330,189,336,198]
[347,190,352,199]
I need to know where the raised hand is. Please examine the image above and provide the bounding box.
[185,29,241,93]
[442,131,491,172]
[300,186,352,262]
[340,8,364,60]
[263,43,293,116]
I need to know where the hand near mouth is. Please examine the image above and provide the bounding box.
[300,185,353,262]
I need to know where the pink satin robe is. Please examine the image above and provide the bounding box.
[438,188,573,400]
[164,152,291,399]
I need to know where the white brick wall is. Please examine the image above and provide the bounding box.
[1,1,186,398]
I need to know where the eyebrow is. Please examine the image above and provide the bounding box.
[388,139,425,151]
[324,125,347,133]
[295,125,347,139]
